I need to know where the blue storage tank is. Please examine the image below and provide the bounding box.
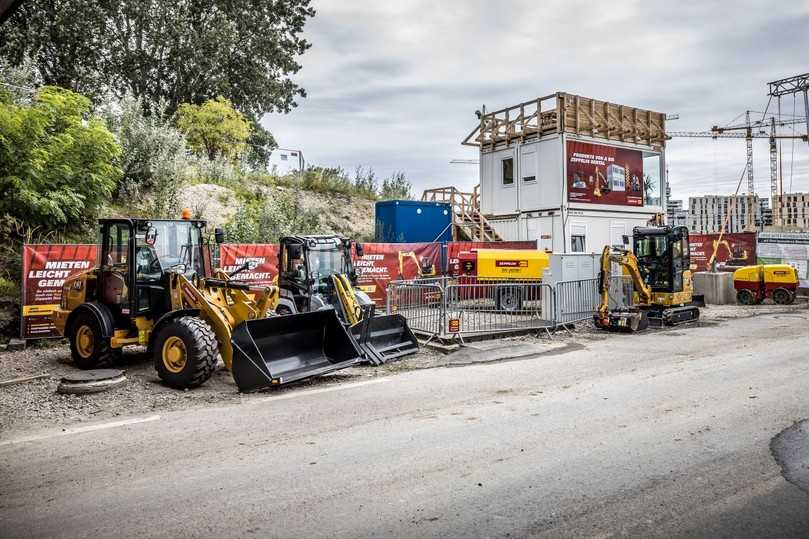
[375,200,452,243]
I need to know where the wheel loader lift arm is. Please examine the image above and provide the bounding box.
[169,273,275,370]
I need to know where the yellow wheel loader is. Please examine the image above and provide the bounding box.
[51,217,361,391]
[276,235,419,365]
[594,225,701,332]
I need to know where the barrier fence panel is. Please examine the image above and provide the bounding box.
[607,275,634,310]
[387,281,444,339]
[554,278,599,325]
[553,276,634,325]
[443,280,555,337]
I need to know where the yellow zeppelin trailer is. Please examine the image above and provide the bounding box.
[459,249,550,280]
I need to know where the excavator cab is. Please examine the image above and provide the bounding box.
[632,226,690,294]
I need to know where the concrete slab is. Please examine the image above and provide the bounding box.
[441,341,566,367]
[694,271,735,305]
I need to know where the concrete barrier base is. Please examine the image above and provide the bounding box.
[693,271,735,305]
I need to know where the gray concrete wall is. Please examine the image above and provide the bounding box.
[693,271,735,305]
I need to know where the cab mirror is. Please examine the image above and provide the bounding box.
[214,228,225,244]
[355,242,364,257]
[622,235,630,247]
[145,226,158,246]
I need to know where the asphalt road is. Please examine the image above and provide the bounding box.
[3,312,809,538]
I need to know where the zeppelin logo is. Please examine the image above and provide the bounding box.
[495,260,528,268]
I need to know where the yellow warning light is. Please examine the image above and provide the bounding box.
[181,208,192,220]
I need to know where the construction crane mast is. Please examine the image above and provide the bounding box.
[668,117,807,199]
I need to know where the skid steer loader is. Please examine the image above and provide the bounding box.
[51,215,361,392]
[275,235,419,365]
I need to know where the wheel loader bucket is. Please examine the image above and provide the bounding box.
[351,313,419,366]
[231,309,361,392]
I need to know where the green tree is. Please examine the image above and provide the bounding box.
[380,172,414,200]
[177,97,252,161]
[244,120,278,170]
[0,86,122,236]
[0,0,315,118]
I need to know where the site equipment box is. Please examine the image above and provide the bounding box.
[375,200,452,243]
[543,253,601,285]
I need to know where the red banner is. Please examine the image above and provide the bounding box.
[218,244,279,286]
[689,232,757,271]
[446,241,537,276]
[567,141,644,206]
[21,244,97,339]
[354,242,442,305]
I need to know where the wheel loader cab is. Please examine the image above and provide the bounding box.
[632,226,690,294]
[98,218,211,320]
[278,235,358,313]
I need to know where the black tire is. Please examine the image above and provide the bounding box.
[67,310,121,369]
[153,316,218,389]
[736,289,755,305]
[495,286,523,312]
[773,288,792,305]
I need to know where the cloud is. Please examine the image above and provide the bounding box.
[262,0,809,205]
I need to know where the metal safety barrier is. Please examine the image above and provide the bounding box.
[554,276,633,325]
[387,281,444,340]
[387,275,634,341]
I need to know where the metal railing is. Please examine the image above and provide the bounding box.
[388,275,634,341]
[553,276,633,325]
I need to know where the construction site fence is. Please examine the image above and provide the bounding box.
[386,276,633,341]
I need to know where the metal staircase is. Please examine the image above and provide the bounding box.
[421,186,503,242]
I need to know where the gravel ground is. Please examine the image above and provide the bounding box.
[2,300,807,435]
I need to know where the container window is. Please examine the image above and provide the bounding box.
[571,235,586,253]
[502,158,514,186]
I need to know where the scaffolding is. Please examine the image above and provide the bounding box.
[462,92,667,151]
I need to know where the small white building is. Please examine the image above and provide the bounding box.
[464,93,667,253]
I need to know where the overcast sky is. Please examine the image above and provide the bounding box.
[263,0,809,206]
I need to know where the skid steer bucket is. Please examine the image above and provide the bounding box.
[231,309,361,392]
[351,313,419,366]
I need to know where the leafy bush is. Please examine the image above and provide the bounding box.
[0,85,121,237]
[352,166,378,199]
[101,94,189,217]
[223,188,324,243]
[380,171,414,200]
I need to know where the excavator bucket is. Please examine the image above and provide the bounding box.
[230,309,361,392]
[351,313,419,366]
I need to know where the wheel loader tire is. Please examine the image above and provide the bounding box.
[773,288,792,305]
[67,311,121,369]
[153,316,217,389]
[736,289,755,305]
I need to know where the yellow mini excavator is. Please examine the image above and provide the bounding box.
[594,224,701,332]
[51,216,361,391]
